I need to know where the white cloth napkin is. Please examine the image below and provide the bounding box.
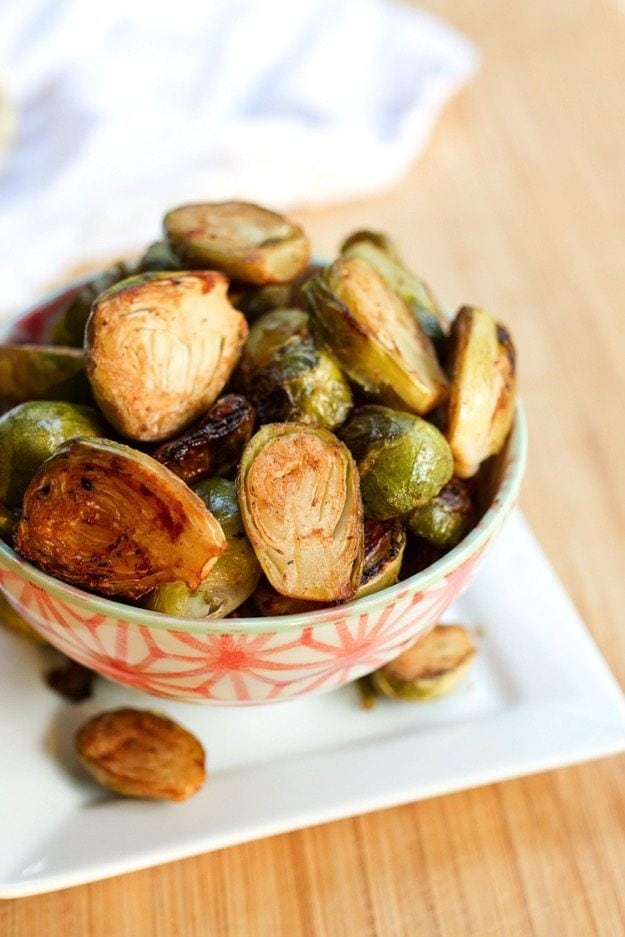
[0,0,477,318]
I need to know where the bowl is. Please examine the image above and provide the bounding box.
[0,283,527,705]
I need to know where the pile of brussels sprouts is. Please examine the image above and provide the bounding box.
[0,201,516,620]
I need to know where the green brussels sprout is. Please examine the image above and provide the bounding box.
[340,230,448,346]
[0,401,106,507]
[16,438,226,598]
[0,343,90,405]
[153,394,255,484]
[408,477,475,549]
[446,306,517,478]
[339,406,453,519]
[147,478,261,618]
[304,257,448,415]
[372,624,476,700]
[358,518,406,598]
[237,423,364,601]
[232,283,293,321]
[52,262,132,347]
[138,241,184,273]
[0,592,45,643]
[164,201,311,284]
[85,271,248,442]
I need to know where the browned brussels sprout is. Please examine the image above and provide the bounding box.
[304,257,448,415]
[164,201,310,284]
[137,241,184,272]
[251,578,324,616]
[16,438,226,598]
[0,401,106,507]
[340,230,448,346]
[0,343,90,405]
[359,518,406,598]
[339,406,453,519]
[408,477,475,549]
[75,708,206,801]
[237,423,364,601]
[147,478,261,618]
[153,394,255,484]
[52,262,132,347]
[372,624,476,700]
[446,306,516,478]
[85,271,248,442]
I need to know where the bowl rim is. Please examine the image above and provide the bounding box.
[0,403,527,635]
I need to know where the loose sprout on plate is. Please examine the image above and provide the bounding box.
[0,198,517,661]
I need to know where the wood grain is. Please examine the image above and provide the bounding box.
[4,0,625,933]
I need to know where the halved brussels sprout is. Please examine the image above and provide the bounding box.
[138,241,184,273]
[446,306,516,478]
[0,592,44,643]
[16,438,226,598]
[75,708,206,801]
[147,478,261,618]
[164,201,310,284]
[408,477,475,550]
[304,257,448,415]
[52,262,132,347]
[153,394,255,484]
[0,343,90,405]
[85,271,248,442]
[340,230,448,346]
[339,406,453,519]
[237,423,364,601]
[359,518,406,598]
[0,401,106,507]
[372,624,476,700]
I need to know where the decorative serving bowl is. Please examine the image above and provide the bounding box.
[0,284,527,705]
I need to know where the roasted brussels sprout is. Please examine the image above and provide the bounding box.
[0,343,90,405]
[339,406,453,519]
[304,257,448,415]
[16,438,226,598]
[237,423,364,601]
[372,624,476,700]
[340,230,448,346]
[239,308,352,429]
[147,478,261,618]
[0,401,106,507]
[153,394,255,484]
[446,306,516,478]
[51,262,132,347]
[251,578,324,616]
[138,240,184,272]
[46,657,96,702]
[164,201,311,284]
[0,592,44,643]
[359,519,406,598]
[75,708,206,801]
[408,477,475,549]
[232,283,293,321]
[85,271,248,442]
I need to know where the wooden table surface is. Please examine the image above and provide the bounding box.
[4,0,625,933]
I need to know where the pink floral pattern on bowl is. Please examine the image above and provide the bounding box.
[0,283,527,704]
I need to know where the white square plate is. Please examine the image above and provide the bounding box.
[1,511,624,898]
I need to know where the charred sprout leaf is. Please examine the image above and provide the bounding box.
[408,477,475,550]
[46,657,97,702]
[340,230,448,346]
[0,401,106,507]
[152,394,255,484]
[75,708,206,801]
[147,478,261,618]
[138,241,184,273]
[340,406,453,519]
[0,344,90,405]
[0,592,45,642]
[372,624,476,700]
[358,519,406,598]
[164,201,311,284]
[304,257,448,415]
[16,438,226,598]
[446,307,517,478]
[86,271,248,442]
[237,423,364,601]
[51,263,132,347]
